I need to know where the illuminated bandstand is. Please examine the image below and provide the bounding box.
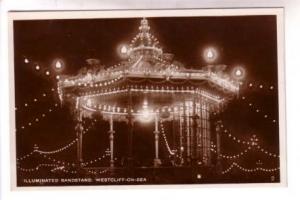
[57,18,240,170]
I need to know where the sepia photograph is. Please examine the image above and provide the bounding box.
[9,9,285,187]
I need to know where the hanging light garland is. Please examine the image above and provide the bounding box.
[36,121,95,155]
[19,103,60,131]
[50,166,77,174]
[159,120,175,156]
[17,150,35,161]
[221,162,280,174]
[81,148,110,167]
[240,95,277,124]
[17,163,59,172]
[17,119,97,163]
[40,153,75,167]
[15,88,58,111]
[86,168,109,175]
[219,122,280,158]
[246,82,275,91]
[210,144,252,160]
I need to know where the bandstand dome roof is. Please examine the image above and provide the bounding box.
[57,18,239,117]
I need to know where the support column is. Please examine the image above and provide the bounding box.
[153,114,161,167]
[206,104,211,166]
[197,97,203,163]
[216,120,222,172]
[75,97,83,167]
[108,114,115,168]
[192,101,198,161]
[126,88,134,167]
[179,105,184,165]
[185,101,191,163]
[202,101,208,165]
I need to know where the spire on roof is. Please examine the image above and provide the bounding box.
[139,18,150,33]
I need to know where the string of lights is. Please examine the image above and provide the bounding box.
[83,93,219,117]
[37,139,78,155]
[79,84,221,103]
[17,151,35,161]
[219,122,280,158]
[86,169,109,175]
[241,95,277,124]
[210,145,251,159]
[221,162,280,174]
[81,149,110,167]
[246,82,275,91]
[17,163,59,172]
[40,153,76,166]
[159,121,175,156]
[19,103,60,131]
[15,88,58,111]
[221,127,258,146]
[36,122,95,155]
[50,166,77,174]
[22,57,63,79]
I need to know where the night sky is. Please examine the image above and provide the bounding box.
[13,15,280,183]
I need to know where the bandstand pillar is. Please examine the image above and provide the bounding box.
[108,114,115,168]
[216,120,222,172]
[153,114,161,167]
[179,107,184,165]
[184,101,191,163]
[75,98,83,167]
[126,88,134,167]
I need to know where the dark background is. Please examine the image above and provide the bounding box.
[14,16,279,179]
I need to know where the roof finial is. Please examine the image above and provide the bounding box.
[139,17,150,33]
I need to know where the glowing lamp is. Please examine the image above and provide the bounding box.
[24,58,29,63]
[55,60,62,69]
[207,50,213,58]
[203,47,218,63]
[235,69,242,76]
[232,66,246,80]
[139,101,153,122]
[121,45,127,54]
[117,44,129,59]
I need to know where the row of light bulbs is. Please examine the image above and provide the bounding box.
[160,121,175,156]
[36,122,95,155]
[60,73,123,89]
[81,149,110,167]
[18,120,97,163]
[17,163,59,172]
[241,96,277,124]
[86,169,109,175]
[23,57,63,83]
[19,103,59,131]
[15,88,57,111]
[84,98,215,118]
[50,165,77,174]
[222,128,258,146]
[41,152,75,166]
[220,122,280,158]
[78,83,221,102]
[247,82,275,91]
[210,145,252,160]
[222,162,280,174]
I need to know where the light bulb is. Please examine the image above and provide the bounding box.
[55,60,62,69]
[121,46,127,54]
[207,50,213,58]
[235,69,242,76]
